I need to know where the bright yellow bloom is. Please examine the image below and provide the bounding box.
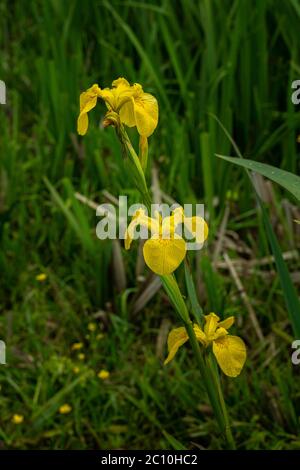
[87,322,97,332]
[98,369,110,380]
[73,366,80,374]
[35,273,47,282]
[59,404,72,414]
[77,78,158,137]
[125,207,208,275]
[12,414,24,424]
[165,313,246,377]
[78,353,85,361]
[71,342,83,351]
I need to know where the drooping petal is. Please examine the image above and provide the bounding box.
[204,312,220,337]
[218,316,235,330]
[212,335,246,377]
[125,209,159,250]
[164,327,189,365]
[133,93,159,137]
[184,216,209,244]
[77,112,89,136]
[143,235,186,275]
[77,84,100,135]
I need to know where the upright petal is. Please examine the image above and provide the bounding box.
[133,93,159,137]
[112,77,131,89]
[99,88,116,110]
[143,235,186,275]
[204,312,220,337]
[212,327,228,341]
[193,324,207,346]
[119,98,136,127]
[164,327,189,365]
[161,207,184,237]
[212,335,246,377]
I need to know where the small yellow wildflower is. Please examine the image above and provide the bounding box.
[35,273,47,282]
[297,135,300,143]
[165,313,246,378]
[125,207,208,275]
[12,414,24,424]
[73,366,80,374]
[71,342,83,351]
[77,78,158,137]
[88,322,96,332]
[96,333,104,341]
[98,369,110,380]
[59,404,72,414]
[78,353,85,361]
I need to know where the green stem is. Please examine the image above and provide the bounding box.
[184,321,225,432]
[119,127,152,212]
[206,354,236,449]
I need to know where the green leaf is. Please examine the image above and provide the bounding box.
[216,155,300,202]
[162,430,187,450]
[214,152,300,338]
[260,203,300,338]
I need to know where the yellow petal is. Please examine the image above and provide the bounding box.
[161,207,184,237]
[212,335,246,377]
[193,324,207,346]
[119,98,136,127]
[77,85,100,135]
[125,209,159,250]
[99,88,117,109]
[112,79,137,112]
[204,312,220,337]
[212,327,228,340]
[143,235,186,275]
[124,216,140,250]
[112,77,130,89]
[184,216,209,244]
[164,327,189,365]
[133,93,158,137]
[77,112,89,136]
[218,316,235,330]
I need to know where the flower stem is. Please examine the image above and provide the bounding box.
[205,354,236,449]
[119,127,152,211]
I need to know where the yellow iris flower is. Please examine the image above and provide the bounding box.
[77,77,158,137]
[165,313,246,377]
[125,207,208,275]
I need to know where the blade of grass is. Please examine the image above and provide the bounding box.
[216,155,300,202]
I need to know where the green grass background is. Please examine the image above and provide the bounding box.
[0,0,300,449]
